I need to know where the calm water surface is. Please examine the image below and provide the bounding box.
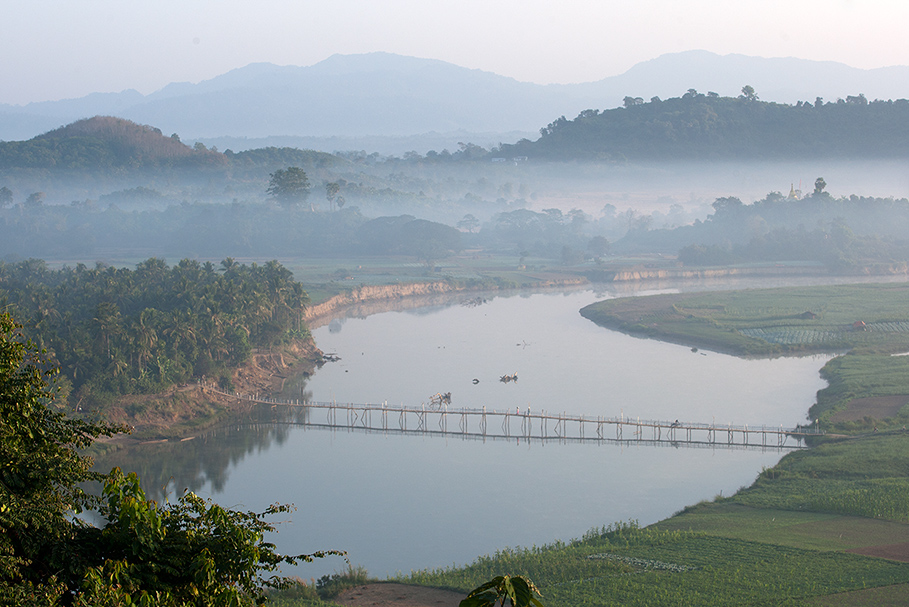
[103,277,885,579]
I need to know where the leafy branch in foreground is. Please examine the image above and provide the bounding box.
[460,575,544,607]
[0,311,342,605]
[77,468,347,606]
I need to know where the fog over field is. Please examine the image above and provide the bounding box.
[7,3,909,605]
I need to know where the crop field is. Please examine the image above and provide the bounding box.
[808,584,909,607]
[656,502,909,552]
[581,283,909,433]
[813,354,909,424]
[581,283,909,357]
[394,430,909,605]
[738,327,844,345]
[731,434,909,523]
[400,524,909,606]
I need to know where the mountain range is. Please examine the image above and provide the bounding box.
[2,50,908,153]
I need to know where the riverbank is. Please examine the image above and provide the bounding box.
[96,336,325,445]
[303,275,587,328]
[357,282,909,605]
[386,431,909,606]
[580,283,909,434]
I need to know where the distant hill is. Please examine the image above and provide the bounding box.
[497,92,909,160]
[0,116,226,169]
[1,51,907,150]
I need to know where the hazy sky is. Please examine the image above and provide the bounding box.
[4,0,907,106]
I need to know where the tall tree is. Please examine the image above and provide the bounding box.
[740,85,759,101]
[266,167,311,206]
[325,181,341,211]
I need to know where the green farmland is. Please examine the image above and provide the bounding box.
[382,284,909,606]
[580,282,909,358]
[581,283,909,434]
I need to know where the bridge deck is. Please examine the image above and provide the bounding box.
[209,384,822,450]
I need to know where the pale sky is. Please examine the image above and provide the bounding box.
[3,0,907,106]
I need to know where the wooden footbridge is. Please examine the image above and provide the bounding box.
[211,386,823,450]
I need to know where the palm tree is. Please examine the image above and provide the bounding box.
[133,309,158,371]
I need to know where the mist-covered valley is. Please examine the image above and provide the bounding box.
[1,124,907,273]
[8,3,909,603]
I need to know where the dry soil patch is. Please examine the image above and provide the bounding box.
[846,541,909,562]
[334,583,464,607]
[829,395,909,423]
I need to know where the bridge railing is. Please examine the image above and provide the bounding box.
[198,381,822,448]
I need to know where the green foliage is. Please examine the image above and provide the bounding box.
[312,566,370,598]
[581,283,909,358]
[655,189,909,269]
[0,311,340,604]
[497,92,909,160]
[734,434,909,522]
[403,521,909,606]
[355,215,461,258]
[0,202,371,260]
[227,147,339,169]
[0,117,226,170]
[73,468,345,606]
[484,209,590,259]
[0,257,310,410]
[267,167,312,205]
[808,353,909,433]
[0,312,124,601]
[460,575,543,607]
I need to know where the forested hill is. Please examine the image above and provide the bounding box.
[0,116,227,169]
[0,116,346,171]
[497,91,909,160]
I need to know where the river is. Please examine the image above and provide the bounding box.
[97,275,903,580]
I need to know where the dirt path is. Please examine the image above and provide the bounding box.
[334,583,464,607]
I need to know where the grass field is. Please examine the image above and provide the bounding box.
[382,431,909,606]
[580,283,909,434]
[580,283,909,357]
[395,523,909,606]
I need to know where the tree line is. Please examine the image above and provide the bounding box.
[621,187,909,270]
[495,88,909,160]
[0,258,310,410]
[0,200,462,262]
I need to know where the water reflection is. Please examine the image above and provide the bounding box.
[95,406,308,502]
[93,275,905,578]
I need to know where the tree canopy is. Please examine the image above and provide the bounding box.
[0,258,310,411]
[496,91,909,160]
[0,312,124,603]
[266,167,311,205]
[0,311,340,605]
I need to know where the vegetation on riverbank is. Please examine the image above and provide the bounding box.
[0,257,324,435]
[581,282,909,357]
[385,430,909,606]
[581,283,909,435]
